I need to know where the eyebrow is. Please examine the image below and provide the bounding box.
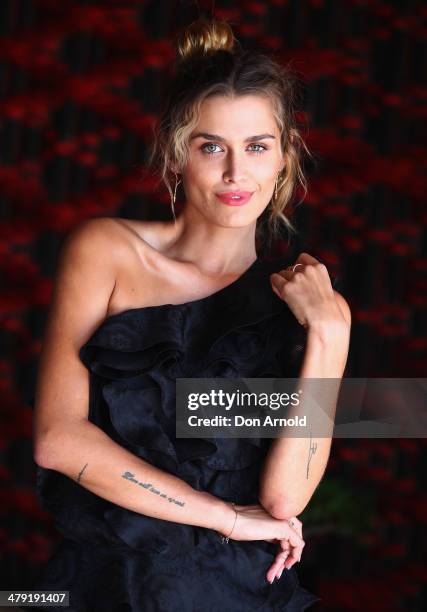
[190,132,276,142]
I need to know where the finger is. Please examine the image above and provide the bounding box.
[296,252,320,265]
[270,559,288,583]
[274,252,322,281]
[268,536,296,582]
[284,548,300,570]
[268,530,305,582]
[267,562,282,583]
[284,526,304,550]
[284,540,305,569]
[270,267,303,301]
[288,517,302,539]
[279,537,291,551]
[266,538,290,582]
[274,540,291,579]
[267,550,289,583]
[289,524,302,539]
[296,254,332,288]
[270,272,289,295]
[276,556,291,580]
[282,528,304,566]
[270,261,307,290]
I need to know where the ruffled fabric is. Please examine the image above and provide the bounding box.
[34,256,323,611]
[33,536,320,612]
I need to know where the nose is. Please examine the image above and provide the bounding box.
[222,151,248,184]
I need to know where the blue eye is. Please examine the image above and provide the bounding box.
[202,143,222,154]
[249,144,268,154]
[201,143,268,155]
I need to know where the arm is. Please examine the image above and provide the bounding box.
[37,417,233,533]
[258,290,351,519]
[33,217,235,536]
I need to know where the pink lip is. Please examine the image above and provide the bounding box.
[215,191,253,206]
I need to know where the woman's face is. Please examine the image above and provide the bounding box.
[180,94,285,228]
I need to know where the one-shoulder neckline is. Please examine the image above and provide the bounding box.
[101,256,261,325]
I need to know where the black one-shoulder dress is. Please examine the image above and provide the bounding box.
[33,256,322,611]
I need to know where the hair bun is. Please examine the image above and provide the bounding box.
[176,16,236,62]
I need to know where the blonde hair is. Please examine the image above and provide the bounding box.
[147,16,313,246]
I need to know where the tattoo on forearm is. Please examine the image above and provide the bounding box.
[121,471,185,507]
[306,432,317,479]
[77,463,88,483]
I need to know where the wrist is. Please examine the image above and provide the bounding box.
[307,320,350,346]
[304,325,350,377]
[210,498,238,537]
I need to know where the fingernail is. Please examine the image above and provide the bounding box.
[278,569,283,579]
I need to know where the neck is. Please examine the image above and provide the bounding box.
[163,207,258,277]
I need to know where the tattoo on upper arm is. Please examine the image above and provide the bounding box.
[77,463,88,483]
[306,432,317,479]
[121,471,185,507]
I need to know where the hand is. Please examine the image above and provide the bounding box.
[264,516,303,583]
[270,252,351,334]
[220,504,305,583]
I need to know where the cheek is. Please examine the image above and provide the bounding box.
[257,166,278,182]
[183,165,216,191]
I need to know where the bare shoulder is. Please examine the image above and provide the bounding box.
[59,216,138,284]
[333,289,351,326]
[72,216,169,259]
[45,217,133,346]
[62,216,130,253]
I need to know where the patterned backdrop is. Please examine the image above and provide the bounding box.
[0,0,426,610]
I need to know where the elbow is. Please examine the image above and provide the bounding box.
[33,444,51,469]
[260,495,309,520]
[34,420,94,472]
[33,430,61,470]
[33,443,54,470]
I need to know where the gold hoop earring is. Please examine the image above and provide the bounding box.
[171,173,181,220]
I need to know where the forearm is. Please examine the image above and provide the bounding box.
[259,323,350,518]
[36,419,234,535]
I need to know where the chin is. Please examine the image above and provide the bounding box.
[215,215,257,229]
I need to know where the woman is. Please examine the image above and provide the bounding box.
[32,17,351,612]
